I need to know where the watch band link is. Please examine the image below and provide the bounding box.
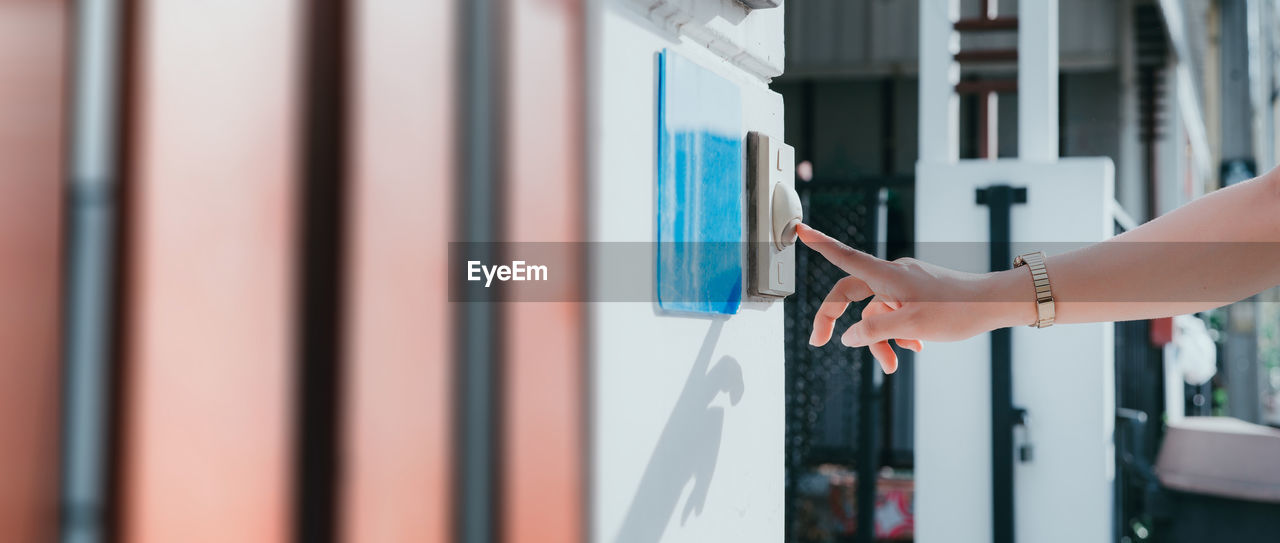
[1013,251,1055,328]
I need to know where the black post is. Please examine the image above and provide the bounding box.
[855,350,879,543]
[976,185,1026,543]
[294,1,350,541]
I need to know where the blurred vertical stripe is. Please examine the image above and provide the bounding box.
[0,0,67,541]
[293,0,348,540]
[115,1,300,541]
[61,0,124,541]
[0,0,586,540]
[503,0,586,542]
[339,0,453,542]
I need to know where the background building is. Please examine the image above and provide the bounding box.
[776,1,1280,542]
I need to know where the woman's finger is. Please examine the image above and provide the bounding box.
[810,276,873,346]
[855,300,900,373]
[857,296,922,353]
[869,340,898,374]
[894,338,924,352]
[795,223,889,282]
[842,302,916,348]
[843,300,916,373]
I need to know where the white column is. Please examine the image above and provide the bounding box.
[1018,0,1058,160]
[918,0,959,163]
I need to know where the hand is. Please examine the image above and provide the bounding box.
[795,223,1034,373]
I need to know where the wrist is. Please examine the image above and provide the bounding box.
[977,268,1038,330]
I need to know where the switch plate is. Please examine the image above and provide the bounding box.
[747,132,796,297]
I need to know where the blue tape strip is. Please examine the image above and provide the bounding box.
[656,50,743,315]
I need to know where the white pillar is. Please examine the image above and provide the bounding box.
[918,0,960,163]
[1018,0,1058,160]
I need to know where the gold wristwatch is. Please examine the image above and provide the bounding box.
[1013,251,1055,328]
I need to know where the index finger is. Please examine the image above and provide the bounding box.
[795,223,889,280]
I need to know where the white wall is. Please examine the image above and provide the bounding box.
[914,158,1117,543]
[587,1,788,542]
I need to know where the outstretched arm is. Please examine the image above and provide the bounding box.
[798,168,1280,373]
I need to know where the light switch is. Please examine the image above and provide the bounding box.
[747,132,798,298]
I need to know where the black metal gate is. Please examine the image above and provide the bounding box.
[784,178,914,543]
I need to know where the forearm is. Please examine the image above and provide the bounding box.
[981,170,1280,327]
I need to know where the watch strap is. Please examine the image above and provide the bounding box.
[1013,251,1055,328]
